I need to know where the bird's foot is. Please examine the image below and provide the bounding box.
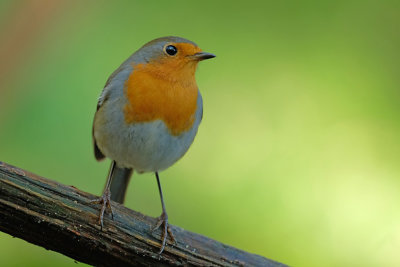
[152,212,176,254]
[89,189,113,230]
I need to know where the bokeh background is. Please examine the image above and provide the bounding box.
[1,1,399,266]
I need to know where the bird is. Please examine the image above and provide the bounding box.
[91,36,215,253]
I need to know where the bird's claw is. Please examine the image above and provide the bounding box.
[90,189,113,230]
[152,212,176,253]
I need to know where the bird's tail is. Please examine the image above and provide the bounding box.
[107,162,133,204]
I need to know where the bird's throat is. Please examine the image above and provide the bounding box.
[123,62,198,136]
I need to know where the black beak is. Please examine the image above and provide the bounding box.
[191,52,216,61]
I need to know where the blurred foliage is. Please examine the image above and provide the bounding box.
[1,1,400,266]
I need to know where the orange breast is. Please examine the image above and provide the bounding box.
[124,61,199,136]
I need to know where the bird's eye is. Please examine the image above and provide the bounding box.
[165,45,177,56]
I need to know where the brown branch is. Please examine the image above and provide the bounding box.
[0,161,286,267]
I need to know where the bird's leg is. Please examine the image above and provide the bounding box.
[152,172,176,254]
[90,160,116,230]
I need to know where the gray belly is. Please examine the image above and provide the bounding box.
[94,95,203,172]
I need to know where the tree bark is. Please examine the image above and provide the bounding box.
[0,161,285,266]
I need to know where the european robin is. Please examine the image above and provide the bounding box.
[91,36,215,253]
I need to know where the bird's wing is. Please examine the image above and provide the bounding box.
[92,61,133,161]
[92,86,110,161]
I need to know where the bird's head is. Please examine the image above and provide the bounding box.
[132,36,215,82]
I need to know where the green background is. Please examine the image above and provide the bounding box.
[1,1,399,266]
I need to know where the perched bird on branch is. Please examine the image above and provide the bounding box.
[91,36,215,253]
